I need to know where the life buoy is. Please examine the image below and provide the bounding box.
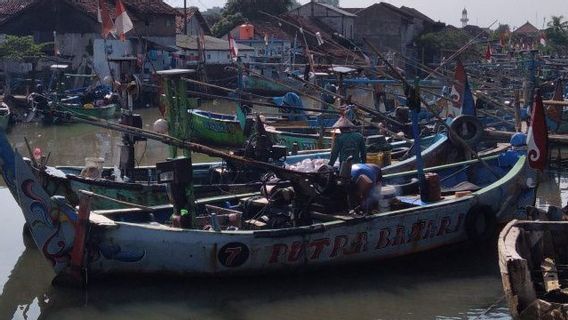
[449,115,483,148]
[464,205,497,242]
[22,222,36,249]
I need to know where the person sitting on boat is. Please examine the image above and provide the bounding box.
[351,163,382,213]
[272,92,307,121]
[328,117,366,166]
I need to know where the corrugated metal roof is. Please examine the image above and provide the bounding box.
[176,34,254,51]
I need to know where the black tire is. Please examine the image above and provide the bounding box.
[22,222,36,249]
[391,177,420,196]
[449,115,483,147]
[465,205,497,242]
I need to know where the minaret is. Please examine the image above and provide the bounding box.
[461,8,469,27]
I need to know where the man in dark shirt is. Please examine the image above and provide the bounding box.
[328,117,366,166]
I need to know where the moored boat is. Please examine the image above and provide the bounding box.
[0,128,536,284]
[498,218,568,319]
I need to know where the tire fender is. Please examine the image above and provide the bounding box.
[464,205,497,242]
[449,115,483,147]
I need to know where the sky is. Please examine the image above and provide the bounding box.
[164,0,568,30]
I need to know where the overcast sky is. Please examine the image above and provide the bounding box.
[164,0,568,30]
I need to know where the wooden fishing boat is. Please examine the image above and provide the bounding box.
[187,108,337,149]
[498,218,568,319]
[189,110,247,147]
[0,129,536,284]
[58,102,118,120]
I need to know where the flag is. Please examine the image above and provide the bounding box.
[527,90,548,170]
[449,60,466,116]
[114,0,133,41]
[540,33,547,46]
[461,79,476,116]
[98,0,113,38]
[484,43,492,61]
[228,33,238,61]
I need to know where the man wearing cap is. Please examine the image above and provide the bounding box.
[328,116,366,166]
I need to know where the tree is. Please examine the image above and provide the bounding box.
[544,16,568,54]
[211,0,296,37]
[0,35,45,61]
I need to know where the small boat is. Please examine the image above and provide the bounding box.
[58,102,118,120]
[0,102,11,130]
[189,110,247,147]
[188,108,337,149]
[0,129,536,284]
[498,218,568,319]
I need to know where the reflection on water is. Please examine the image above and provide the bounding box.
[0,105,566,319]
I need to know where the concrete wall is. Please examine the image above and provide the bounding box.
[289,2,354,39]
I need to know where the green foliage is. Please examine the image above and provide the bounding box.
[544,15,568,54]
[211,13,245,38]
[417,28,470,51]
[417,28,480,62]
[0,35,45,60]
[211,0,296,37]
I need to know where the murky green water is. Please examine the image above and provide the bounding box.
[0,106,563,319]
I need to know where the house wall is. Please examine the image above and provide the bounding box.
[179,49,253,65]
[133,14,176,38]
[289,2,354,39]
[183,17,205,36]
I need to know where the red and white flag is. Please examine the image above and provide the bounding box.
[484,43,492,61]
[228,33,238,61]
[97,0,113,38]
[114,0,133,41]
[449,60,466,116]
[540,33,547,47]
[527,90,548,170]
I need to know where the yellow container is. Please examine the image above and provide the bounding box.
[367,151,392,167]
[367,152,382,166]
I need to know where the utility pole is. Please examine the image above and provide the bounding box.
[184,0,188,35]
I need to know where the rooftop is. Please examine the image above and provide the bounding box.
[0,0,177,25]
[176,34,254,51]
[514,22,540,34]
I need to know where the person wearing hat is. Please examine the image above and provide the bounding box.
[328,116,366,166]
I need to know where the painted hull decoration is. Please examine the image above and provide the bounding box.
[0,127,536,282]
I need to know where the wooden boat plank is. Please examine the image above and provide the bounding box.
[541,257,561,293]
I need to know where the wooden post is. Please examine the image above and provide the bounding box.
[514,90,522,132]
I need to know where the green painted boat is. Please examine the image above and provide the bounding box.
[265,126,332,150]
[188,109,333,150]
[59,103,118,120]
[189,110,247,147]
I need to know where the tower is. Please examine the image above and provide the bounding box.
[461,8,469,27]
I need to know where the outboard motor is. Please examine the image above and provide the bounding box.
[156,157,194,228]
[119,113,145,178]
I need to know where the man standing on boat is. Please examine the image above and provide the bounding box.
[328,117,366,166]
